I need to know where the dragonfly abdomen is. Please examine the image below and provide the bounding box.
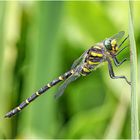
[5,70,74,118]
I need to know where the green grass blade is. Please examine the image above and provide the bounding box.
[129,1,139,139]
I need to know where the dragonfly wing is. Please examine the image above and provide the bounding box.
[110,31,125,42]
[71,50,88,69]
[54,73,80,99]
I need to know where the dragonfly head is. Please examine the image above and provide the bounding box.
[103,31,129,55]
[104,38,118,52]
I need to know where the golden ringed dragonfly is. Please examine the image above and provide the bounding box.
[5,31,131,118]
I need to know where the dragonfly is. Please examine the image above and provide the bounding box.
[5,31,131,118]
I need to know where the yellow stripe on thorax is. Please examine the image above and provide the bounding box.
[91,52,103,57]
[83,67,90,73]
[87,60,99,65]
[94,46,101,50]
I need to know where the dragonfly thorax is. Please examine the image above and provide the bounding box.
[80,46,105,76]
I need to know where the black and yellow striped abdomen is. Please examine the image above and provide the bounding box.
[5,70,74,118]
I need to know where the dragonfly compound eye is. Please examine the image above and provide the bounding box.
[104,39,112,50]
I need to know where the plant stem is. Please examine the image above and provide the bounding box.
[129,1,139,139]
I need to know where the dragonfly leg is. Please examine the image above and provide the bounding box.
[113,57,127,67]
[115,46,128,56]
[118,35,129,48]
[107,58,131,85]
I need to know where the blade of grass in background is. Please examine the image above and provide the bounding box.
[18,2,64,138]
[0,1,6,138]
[0,1,22,138]
[0,2,5,66]
[129,1,139,139]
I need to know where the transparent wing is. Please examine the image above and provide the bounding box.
[54,73,80,99]
[71,50,88,69]
[110,31,125,42]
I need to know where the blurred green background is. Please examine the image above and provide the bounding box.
[0,1,140,139]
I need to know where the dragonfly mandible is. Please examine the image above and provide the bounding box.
[5,31,131,118]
